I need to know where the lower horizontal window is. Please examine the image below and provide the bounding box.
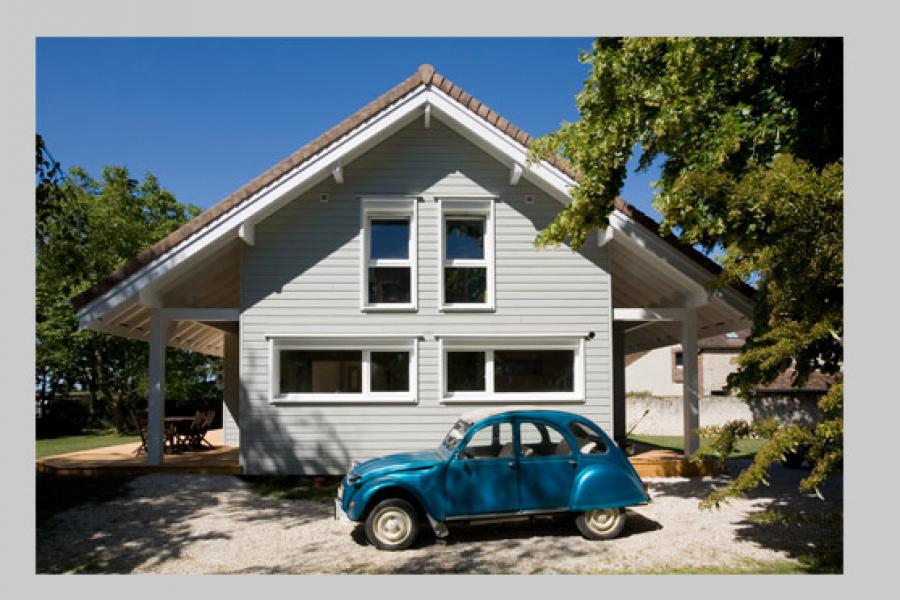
[270,339,417,403]
[441,339,585,403]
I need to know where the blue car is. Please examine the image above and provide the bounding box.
[335,408,650,550]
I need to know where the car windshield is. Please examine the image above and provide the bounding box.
[441,419,472,451]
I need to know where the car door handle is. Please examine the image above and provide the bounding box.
[567,460,577,466]
[507,461,517,469]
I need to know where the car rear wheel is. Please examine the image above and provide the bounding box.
[364,498,420,551]
[576,508,626,540]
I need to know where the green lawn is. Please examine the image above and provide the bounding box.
[628,434,766,459]
[36,430,140,459]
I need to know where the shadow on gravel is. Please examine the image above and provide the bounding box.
[646,459,843,574]
[348,509,662,574]
[36,474,318,574]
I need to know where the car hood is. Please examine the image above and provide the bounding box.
[352,449,445,479]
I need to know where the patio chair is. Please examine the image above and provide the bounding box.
[130,409,148,456]
[184,409,215,449]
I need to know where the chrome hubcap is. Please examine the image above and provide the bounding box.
[585,509,620,533]
[373,508,412,544]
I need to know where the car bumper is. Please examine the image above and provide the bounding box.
[334,498,353,524]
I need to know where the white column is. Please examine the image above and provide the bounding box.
[147,311,173,465]
[222,329,240,446]
[681,309,700,455]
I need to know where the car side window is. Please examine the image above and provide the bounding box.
[569,421,608,455]
[460,422,513,459]
[519,421,571,458]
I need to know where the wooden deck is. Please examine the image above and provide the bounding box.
[628,449,721,478]
[36,430,718,478]
[36,429,240,476]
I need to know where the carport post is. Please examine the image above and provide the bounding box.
[147,311,173,466]
[681,309,700,455]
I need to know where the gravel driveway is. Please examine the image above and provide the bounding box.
[36,461,842,574]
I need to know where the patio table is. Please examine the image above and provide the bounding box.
[164,417,197,452]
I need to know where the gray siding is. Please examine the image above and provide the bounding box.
[239,119,613,474]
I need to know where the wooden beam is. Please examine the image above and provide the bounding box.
[238,221,255,246]
[158,308,240,322]
[597,227,614,247]
[614,307,687,321]
[331,164,344,184]
[509,162,523,186]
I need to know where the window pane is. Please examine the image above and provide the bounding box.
[280,350,362,394]
[368,267,411,304]
[520,422,571,457]
[370,351,409,392]
[370,219,409,260]
[444,267,487,304]
[445,218,484,259]
[494,350,574,392]
[569,421,607,454]
[461,423,513,459]
[447,351,485,392]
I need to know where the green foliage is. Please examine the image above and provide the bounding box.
[694,381,842,508]
[691,418,778,469]
[532,38,843,503]
[35,135,220,432]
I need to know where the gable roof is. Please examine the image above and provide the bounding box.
[71,63,754,314]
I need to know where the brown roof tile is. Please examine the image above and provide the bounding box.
[72,63,754,312]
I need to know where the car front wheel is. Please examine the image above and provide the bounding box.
[364,498,420,551]
[576,508,626,540]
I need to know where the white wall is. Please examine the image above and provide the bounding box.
[238,118,614,474]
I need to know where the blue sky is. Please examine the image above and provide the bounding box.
[36,37,664,217]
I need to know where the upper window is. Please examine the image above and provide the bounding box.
[270,337,417,404]
[439,198,495,311]
[361,198,417,311]
[441,337,585,403]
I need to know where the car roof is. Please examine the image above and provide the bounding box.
[458,406,583,426]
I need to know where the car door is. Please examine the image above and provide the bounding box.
[444,419,519,517]
[515,419,578,511]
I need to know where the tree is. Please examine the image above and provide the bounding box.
[531,38,842,505]
[36,135,221,433]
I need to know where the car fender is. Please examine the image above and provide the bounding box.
[349,473,441,522]
[570,460,649,511]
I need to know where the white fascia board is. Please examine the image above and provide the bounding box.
[76,85,431,328]
[613,308,688,321]
[426,88,576,204]
[609,209,753,317]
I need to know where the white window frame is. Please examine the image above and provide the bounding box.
[438,197,496,312]
[438,336,585,403]
[360,197,418,312]
[267,336,418,404]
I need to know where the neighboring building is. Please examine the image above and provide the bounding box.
[71,65,753,473]
[625,330,831,435]
[626,330,749,398]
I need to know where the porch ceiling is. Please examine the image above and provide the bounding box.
[86,239,241,357]
[608,237,752,354]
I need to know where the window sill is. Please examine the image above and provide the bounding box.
[361,305,418,313]
[271,395,417,405]
[438,304,496,313]
[440,394,585,404]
